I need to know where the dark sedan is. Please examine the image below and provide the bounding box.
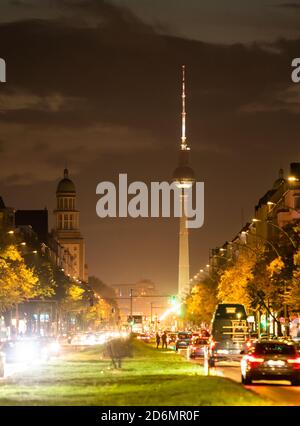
[175,332,192,351]
[241,340,300,385]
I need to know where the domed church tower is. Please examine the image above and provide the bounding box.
[54,168,86,282]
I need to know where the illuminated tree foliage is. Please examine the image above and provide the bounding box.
[185,278,217,325]
[0,245,39,311]
[287,249,300,311]
[217,251,254,311]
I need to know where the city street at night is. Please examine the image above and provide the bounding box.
[0,339,266,406]
[2,0,300,421]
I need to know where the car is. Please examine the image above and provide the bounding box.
[241,340,300,386]
[136,333,150,343]
[200,329,210,339]
[188,337,209,359]
[175,332,192,351]
[0,339,49,364]
[167,333,177,345]
[38,336,61,357]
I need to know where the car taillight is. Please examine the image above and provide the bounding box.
[287,357,300,368]
[210,339,216,349]
[246,355,264,363]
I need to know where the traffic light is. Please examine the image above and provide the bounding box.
[128,316,135,326]
[170,295,177,306]
[260,315,267,329]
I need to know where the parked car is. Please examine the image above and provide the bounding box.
[241,340,300,385]
[175,332,192,351]
[188,337,209,359]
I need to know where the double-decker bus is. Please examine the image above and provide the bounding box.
[206,304,249,366]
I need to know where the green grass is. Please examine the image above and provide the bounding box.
[0,340,269,406]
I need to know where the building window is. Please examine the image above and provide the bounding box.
[64,214,69,229]
[58,214,63,229]
[294,195,300,211]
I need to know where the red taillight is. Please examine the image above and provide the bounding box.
[246,355,264,363]
[210,339,216,349]
[287,357,300,368]
[287,357,300,363]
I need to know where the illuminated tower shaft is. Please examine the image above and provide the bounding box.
[178,194,190,296]
[173,65,195,299]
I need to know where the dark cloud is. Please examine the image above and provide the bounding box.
[277,3,300,9]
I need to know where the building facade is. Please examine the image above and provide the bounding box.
[53,169,87,282]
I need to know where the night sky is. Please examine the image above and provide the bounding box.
[1,0,300,293]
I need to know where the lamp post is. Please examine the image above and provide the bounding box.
[250,222,292,335]
[252,218,296,249]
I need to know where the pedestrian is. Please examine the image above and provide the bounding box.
[161,331,168,349]
[155,332,160,349]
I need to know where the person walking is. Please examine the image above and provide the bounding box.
[155,332,160,349]
[161,331,168,349]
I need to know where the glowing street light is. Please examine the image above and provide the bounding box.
[251,218,296,248]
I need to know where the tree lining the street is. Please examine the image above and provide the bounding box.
[214,224,300,333]
[185,277,217,325]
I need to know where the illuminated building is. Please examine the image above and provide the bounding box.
[173,66,195,298]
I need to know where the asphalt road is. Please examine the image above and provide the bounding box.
[179,349,300,406]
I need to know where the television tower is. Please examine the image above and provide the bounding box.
[173,65,195,298]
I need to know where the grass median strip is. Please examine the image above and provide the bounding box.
[0,340,270,406]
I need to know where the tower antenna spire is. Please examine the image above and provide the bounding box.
[181,64,188,150]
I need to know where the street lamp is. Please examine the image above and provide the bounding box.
[251,218,296,248]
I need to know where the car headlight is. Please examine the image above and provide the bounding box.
[50,342,60,353]
[18,343,37,361]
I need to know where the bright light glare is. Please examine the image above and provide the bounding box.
[159,302,182,321]
[17,342,37,362]
[50,342,60,354]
